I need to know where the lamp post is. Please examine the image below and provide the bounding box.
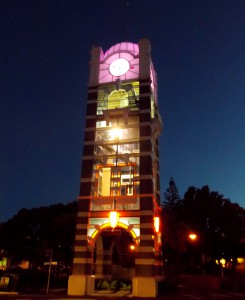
[188,232,198,272]
[46,249,53,294]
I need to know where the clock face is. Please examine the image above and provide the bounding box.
[99,52,139,83]
[109,58,130,76]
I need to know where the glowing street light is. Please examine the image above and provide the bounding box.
[188,233,197,241]
[220,258,226,268]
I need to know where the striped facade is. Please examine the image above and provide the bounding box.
[68,39,163,297]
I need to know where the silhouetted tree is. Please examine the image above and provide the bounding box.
[162,177,181,211]
[181,186,245,269]
[161,178,189,268]
[161,183,245,273]
[0,201,78,269]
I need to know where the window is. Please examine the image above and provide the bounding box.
[108,89,128,109]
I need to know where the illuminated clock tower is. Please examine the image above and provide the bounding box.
[68,39,163,297]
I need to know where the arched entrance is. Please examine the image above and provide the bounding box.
[89,222,138,284]
[94,228,135,281]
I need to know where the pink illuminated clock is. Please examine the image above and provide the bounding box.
[109,58,130,76]
[99,52,139,83]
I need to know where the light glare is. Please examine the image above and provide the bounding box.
[109,211,119,228]
[154,217,160,233]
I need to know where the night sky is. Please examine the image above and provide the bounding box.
[1,0,245,222]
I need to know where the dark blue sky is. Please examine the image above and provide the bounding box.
[1,0,245,222]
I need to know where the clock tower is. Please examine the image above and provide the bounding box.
[68,39,163,297]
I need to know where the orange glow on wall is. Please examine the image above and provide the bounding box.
[154,217,160,233]
[109,211,119,228]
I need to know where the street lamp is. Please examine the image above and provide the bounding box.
[188,233,197,241]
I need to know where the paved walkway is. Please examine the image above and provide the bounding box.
[1,290,245,299]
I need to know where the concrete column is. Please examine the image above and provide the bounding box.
[132,277,157,297]
[103,250,113,280]
[95,249,104,278]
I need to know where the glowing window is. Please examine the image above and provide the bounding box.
[96,121,108,128]
[108,89,128,109]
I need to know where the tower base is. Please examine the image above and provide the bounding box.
[132,276,158,297]
[67,275,95,296]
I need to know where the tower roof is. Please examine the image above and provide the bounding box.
[104,42,139,59]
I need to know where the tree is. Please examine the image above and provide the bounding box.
[161,178,189,268]
[162,177,181,211]
[181,186,245,268]
[0,201,78,269]
[161,183,245,273]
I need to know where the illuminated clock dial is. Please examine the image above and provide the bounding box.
[109,58,130,76]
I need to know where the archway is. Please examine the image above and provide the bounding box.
[92,226,136,282]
